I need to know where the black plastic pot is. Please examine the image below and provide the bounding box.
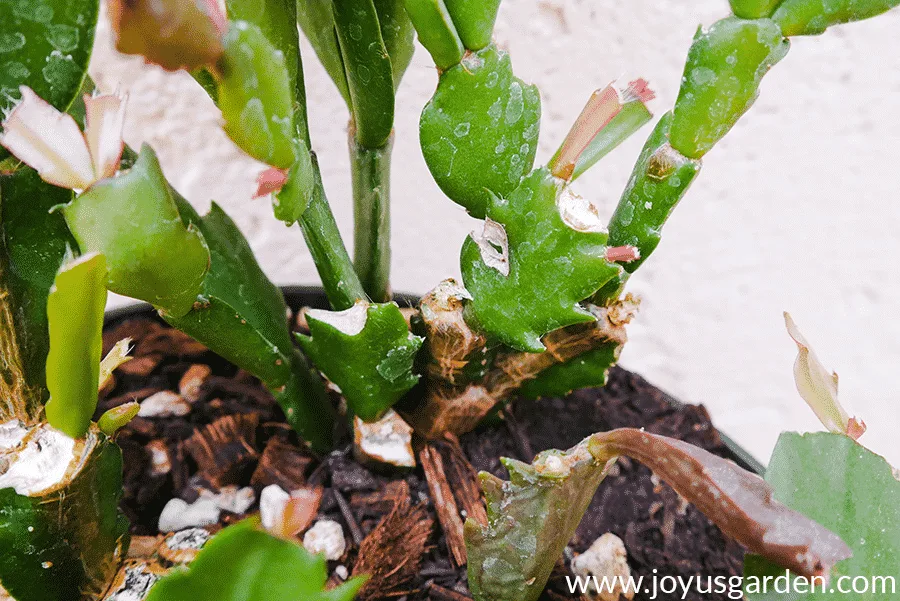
[104,286,765,475]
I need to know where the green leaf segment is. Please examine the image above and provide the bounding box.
[420,45,541,218]
[164,195,336,452]
[146,519,366,601]
[61,145,210,319]
[299,302,424,422]
[744,432,900,600]
[461,168,622,352]
[44,253,106,439]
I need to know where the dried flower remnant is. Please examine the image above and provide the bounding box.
[550,80,655,181]
[98,339,133,390]
[0,87,127,190]
[784,312,866,440]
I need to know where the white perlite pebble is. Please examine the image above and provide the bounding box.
[210,485,256,515]
[303,520,346,561]
[0,425,76,496]
[259,484,291,531]
[354,410,416,468]
[334,565,349,580]
[138,391,191,418]
[158,497,220,533]
[571,532,634,601]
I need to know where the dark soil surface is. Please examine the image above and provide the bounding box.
[99,311,746,601]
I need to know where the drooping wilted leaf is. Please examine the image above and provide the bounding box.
[332,0,396,148]
[744,432,900,600]
[44,253,107,439]
[298,302,423,421]
[145,519,366,601]
[461,167,621,352]
[466,428,851,601]
[61,144,210,318]
[420,44,541,218]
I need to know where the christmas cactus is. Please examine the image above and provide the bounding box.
[1,0,899,599]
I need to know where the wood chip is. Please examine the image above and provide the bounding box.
[332,488,364,546]
[138,328,207,358]
[439,435,487,527]
[182,414,258,488]
[420,445,467,566]
[178,364,211,403]
[352,482,433,601]
[428,583,473,601]
[116,354,163,377]
[249,438,312,491]
[126,536,162,560]
[351,481,409,517]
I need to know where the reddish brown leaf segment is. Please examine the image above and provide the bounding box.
[109,0,226,71]
[589,429,852,580]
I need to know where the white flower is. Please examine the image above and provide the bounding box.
[0,86,126,190]
[784,312,866,440]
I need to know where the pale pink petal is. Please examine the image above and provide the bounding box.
[254,167,289,198]
[0,87,94,189]
[550,79,655,181]
[785,312,865,440]
[606,245,641,263]
[203,0,228,36]
[83,92,127,181]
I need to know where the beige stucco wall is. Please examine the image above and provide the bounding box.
[92,1,900,467]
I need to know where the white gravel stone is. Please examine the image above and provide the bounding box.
[571,532,633,601]
[158,497,220,533]
[303,520,346,561]
[138,391,191,418]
